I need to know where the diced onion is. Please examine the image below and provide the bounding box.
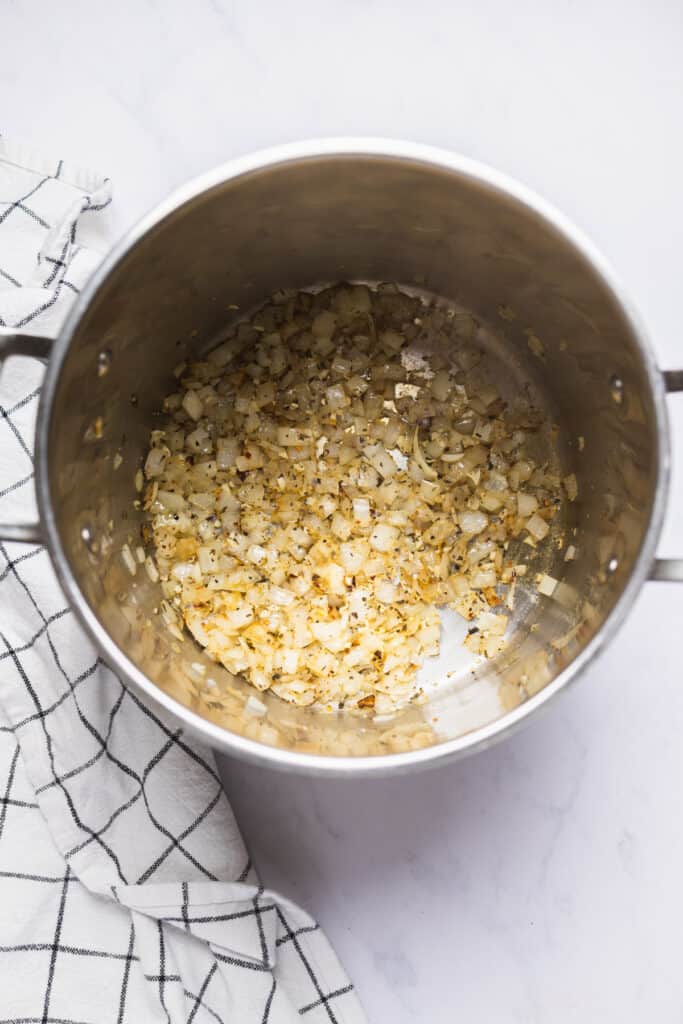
[182,390,203,421]
[364,444,397,479]
[375,579,397,604]
[217,438,239,469]
[143,283,566,714]
[563,473,578,501]
[156,490,187,513]
[277,427,310,446]
[527,513,550,541]
[246,544,267,565]
[340,541,367,573]
[245,695,267,717]
[121,544,137,576]
[517,493,538,517]
[145,446,169,478]
[467,539,495,565]
[172,561,199,581]
[470,569,497,590]
[459,511,488,535]
[326,384,350,411]
[537,573,558,596]
[352,498,371,522]
[369,523,399,553]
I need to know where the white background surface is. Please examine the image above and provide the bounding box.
[3,1,683,1020]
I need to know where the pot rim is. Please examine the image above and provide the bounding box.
[34,137,671,776]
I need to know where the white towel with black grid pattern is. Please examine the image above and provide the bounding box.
[0,137,365,1024]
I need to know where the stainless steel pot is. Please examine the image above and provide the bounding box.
[1,139,680,775]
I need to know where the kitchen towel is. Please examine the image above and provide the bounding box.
[0,137,365,1024]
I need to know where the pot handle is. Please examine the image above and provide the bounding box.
[650,369,683,582]
[0,331,53,544]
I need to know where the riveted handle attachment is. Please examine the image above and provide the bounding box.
[650,369,683,582]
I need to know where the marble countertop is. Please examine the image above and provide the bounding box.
[4,1,683,1019]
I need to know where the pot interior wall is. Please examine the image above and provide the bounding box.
[45,154,660,757]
